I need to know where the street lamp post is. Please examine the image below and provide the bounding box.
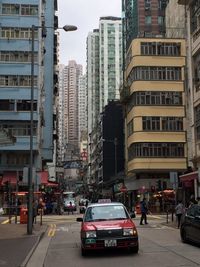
[27,24,77,235]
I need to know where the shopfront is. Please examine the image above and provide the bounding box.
[179,171,198,206]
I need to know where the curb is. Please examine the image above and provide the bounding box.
[19,225,48,267]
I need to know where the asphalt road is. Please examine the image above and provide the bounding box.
[27,215,200,267]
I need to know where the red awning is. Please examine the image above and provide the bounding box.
[1,172,17,185]
[179,171,198,182]
[39,171,58,187]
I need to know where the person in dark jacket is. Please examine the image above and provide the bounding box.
[140,198,148,225]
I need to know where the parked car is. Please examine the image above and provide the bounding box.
[63,199,76,212]
[76,202,138,256]
[180,204,200,245]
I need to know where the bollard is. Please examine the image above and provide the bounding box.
[171,210,174,222]
[39,208,43,225]
[166,210,169,224]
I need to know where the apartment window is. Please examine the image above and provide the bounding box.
[6,153,30,165]
[145,0,151,10]
[143,117,160,131]
[21,5,38,16]
[162,117,183,131]
[2,4,20,15]
[17,100,37,111]
[127,66,182,83]
[128,142,184,161]
[0,51,37,63]
[1,27,37,39]
[2,122,37,136]
[0,75,37,87]
[127,119,133,136]
[141,42,181,56]
[145,16,152,25]
[158,0,167,10]
[158,16,164,26]
[0,100,15,111]
[127,91,182,113]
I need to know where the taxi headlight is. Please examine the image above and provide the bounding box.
[123,228,137,236]
[85,231,97,238]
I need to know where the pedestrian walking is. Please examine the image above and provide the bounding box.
[68,201,73,215]
[175,200,184,229]
[140,197,148,225]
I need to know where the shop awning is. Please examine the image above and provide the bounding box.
[1,172,17,185]
[179,171,198,182]
[39,171,58,187]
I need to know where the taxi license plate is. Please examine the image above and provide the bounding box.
[104,239,117,247]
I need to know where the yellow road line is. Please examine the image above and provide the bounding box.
[48,224,56,237]
[1,217,14,224]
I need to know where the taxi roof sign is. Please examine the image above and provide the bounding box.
[98,199,111,203]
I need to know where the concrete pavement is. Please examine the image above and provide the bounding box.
[0,216,47,267]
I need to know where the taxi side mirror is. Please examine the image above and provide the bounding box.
[76,217,83,222]
[130,212,136,218]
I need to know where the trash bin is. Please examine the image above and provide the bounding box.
[20,207,28,224]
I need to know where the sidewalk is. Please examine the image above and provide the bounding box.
[0,217,47,267]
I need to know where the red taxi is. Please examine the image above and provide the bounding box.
[76,202,138,256]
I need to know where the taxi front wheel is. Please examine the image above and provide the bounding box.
[81,248,87,257]
[129,245,139,253]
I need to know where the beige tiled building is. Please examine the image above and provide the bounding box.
[121,38,187,198]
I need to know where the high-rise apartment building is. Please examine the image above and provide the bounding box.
[177,0,200,199]
[62,60,82,159]
[78,74,87,142]
[0,1,57,182]
[121,37,187,202]
[122,0,167,51]
[118,0,189,208]
[99,17,123,113]
[58,64,65,164]
[86,17,123,182]
[87,29,100,135]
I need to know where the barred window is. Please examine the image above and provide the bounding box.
[1,27,38,39]
[142,117,160,131]
[0,75,37,87]
[2,4,20,15]
[162,117,183,131]
[128,143,184,161]
[141,42,181,56]
[127,66,182,83]
[127,119,133,136]
[21,5,38,16]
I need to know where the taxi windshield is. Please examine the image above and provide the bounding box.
[84,205,128,222]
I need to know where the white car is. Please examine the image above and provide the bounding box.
[63,199,76,212]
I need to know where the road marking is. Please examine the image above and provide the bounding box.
[48,224,56,237]
[1,217,14,224]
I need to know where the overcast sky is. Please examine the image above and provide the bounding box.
[57,0,122,72]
